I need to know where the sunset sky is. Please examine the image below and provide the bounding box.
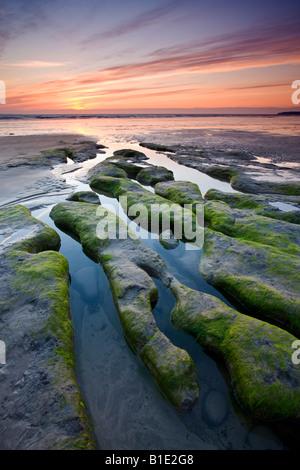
[1,0,300,113]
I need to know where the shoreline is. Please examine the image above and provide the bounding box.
[0,134,101,207]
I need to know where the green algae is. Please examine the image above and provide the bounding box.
[200,228,300,337]
[205,189,300,225]
[170,280,300,420]
[90,175,202,244]
[103,156,145,179]
[50,201,199,411]
[136,166,174,186]
[204,200,300,256]
[154,180,203,213]
[66,191,100,204]
[0,204,95,449]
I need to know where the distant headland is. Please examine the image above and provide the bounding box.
[277,111,300,116]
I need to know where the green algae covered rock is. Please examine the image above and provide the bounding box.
[66,191,100,204]
[204,189,300,225]
[139,142,176,153]
[230,174,300,196]
[159,229,179,250]
[204,200,300,256]
[170,280,300,420]
[88,162,128,180]
[113,148,148,161]
[136,165,174,186]
[50,201,199,411]
[155,180,203,212]
[0,205,95,449]
[140,330,199,411]
[200,228,300,337]
[203,166,238,182]
[90,175,202,245]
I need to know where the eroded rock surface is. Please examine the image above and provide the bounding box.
[66,191,100,204]
[170,280,300,420]
[0,205,94,450]
[200,228,300,337]
[50,201,200,411]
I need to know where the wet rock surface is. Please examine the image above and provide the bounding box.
[0,135,101,207]
[50,201,200,411]
[88,156,200,243]
[204,189,300,224]
[0,205,95,450]
[159,229,179,250]
[155,180,203,206]
[202,391,229,426]
[66,191,100,204]
[1,130,299,449]
[136,165,174,186]
[170,280,300,420]
[204,199,300,256]
[200,228,300,337]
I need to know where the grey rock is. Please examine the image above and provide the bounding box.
[159,229,179,250]
[203,390,229,426]
[66,191,100,204]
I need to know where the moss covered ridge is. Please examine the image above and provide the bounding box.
[154,180,203,213]
[204,199,300,256]
[205,189,300,225]
[89,168,202,245]
[200,193,300,337]
[170,280,300,420]
[200,227,300,337]
[50,201,199,412]
[50,200,300,421]
[0,205,95,450]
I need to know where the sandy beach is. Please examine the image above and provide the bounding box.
[0,134,100,206]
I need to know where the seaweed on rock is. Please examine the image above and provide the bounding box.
[0,205,95,450]
[170,280,300,420]
[50,201,200,412]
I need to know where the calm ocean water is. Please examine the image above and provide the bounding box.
[0,114,299,163]
[0,114,299,140]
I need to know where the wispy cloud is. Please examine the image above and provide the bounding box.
[3,60,70,68]
[81,0,180,46]
[226,83,291,91]
[3,3,300,111]
[0,0,54,57]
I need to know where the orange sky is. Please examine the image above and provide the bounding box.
[1,0,300,113]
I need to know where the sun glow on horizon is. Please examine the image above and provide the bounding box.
[1,0,300,113]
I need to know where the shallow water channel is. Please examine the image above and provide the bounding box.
[23,144,299,450]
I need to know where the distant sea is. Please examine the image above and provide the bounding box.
[0,112,300,119]
[0,113,299,161]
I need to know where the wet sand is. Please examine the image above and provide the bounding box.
[0,134,88,167]
[0,134,97,206]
